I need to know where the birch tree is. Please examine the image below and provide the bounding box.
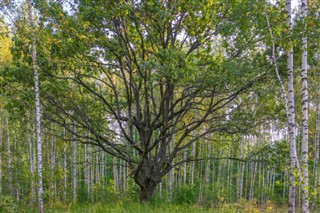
[286,0,298,212]
[300,0,309,212]
[26,0,44,212]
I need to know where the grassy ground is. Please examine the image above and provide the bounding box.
[23,200,290,213]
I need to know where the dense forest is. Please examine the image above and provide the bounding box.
[0,0,320,212]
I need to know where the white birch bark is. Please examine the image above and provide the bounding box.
[264,3,289,116]
[113,157,118,192]
[217,147,222,196]
[95,146,100,186]
[204,143,211,184]
[51,125,56,201]
[190,142,196,185]
[84,143,88,196]
[6,113,12,195]
[28,120,35,204]
[87,143,91,197]
[286,0,298,212]
[63,130,67,202]
[168,139,174,199]
[183,147,187,185]
[237,138,244,199]
[313,90,320,209]
[119,158,122,194]
[300,0,309,212]
[0,112,2,195]
[72,137,77,202]
[27,1,44,212]
[101,150,105,191]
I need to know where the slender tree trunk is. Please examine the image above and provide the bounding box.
[283,170,287,204]
[227,140,231,202]
[168,138,175,200]
[0,111,2,195]
[27,1,44,212]
[301,0,309,212]
[286,0,298,212]
[101,150,105,191]
[84,143,88,198]
[313,91,320,209]
[217,147,222,196]
[119,158,122,195]
[245,138,250,200]
[159,182,163,198]
[28,120,35,204]
[190,142,196,185]
[205,142,211,184]
[13,131,19,201]
[6,114,12,195]
[113,157,118,193]
[183,147,187,185]
[50,125,56,205]
[72,136,77,202]
[264,1,289,116]
[87,143,91,198]
[63,134,67,203]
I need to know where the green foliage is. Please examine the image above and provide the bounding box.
[172,185,197,205]
[0,195,20,213]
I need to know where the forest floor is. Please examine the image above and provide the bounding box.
[23,201,295,213]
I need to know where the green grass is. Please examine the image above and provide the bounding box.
[25,202,212,213]
[23,200,290,213]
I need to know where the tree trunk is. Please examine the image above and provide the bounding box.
[6,113,12,195]
[183,147,187,185]
[0,111,2,195]
[190,142,196,185]
[286,0,298,212]
[139,180,157,203]
[28,120,35,204]
[27,1,44,212]
[300,0,309,212]
[50,125,56,205]
[72,137,77,202]
[63,132,67,203]
[313,90,320,209]
[113,157,118,192]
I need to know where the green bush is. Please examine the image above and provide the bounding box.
[0,195,19,213]
[172,185,197,204]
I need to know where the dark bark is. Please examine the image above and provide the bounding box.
[139,179,157,203]
[133,159,160,203]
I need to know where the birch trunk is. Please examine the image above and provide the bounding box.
[0,112,2,195]
[63,135,67,202]
[313,91,320,209]
[72,137,77,202]
[27,1,44,212]
[84,143,88,197]
[28,121,35,204]
[190,142,196,185]
[101,150,105,194]
[264,2,289,116]
[87,144,91,197]
[168,140,174,199]
[286,0,298,212]
[6,114,12,195]
[183,147,187,185]
[204,142,211,184]
[50,125,56,204]
[113,157,118,192]
[301,0,309,212]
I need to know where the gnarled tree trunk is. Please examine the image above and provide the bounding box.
[134,159,161,203]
